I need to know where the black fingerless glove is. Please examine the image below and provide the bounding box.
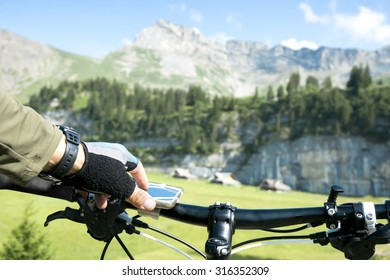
[63,152,135,200]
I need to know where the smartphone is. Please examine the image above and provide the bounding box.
[148,182,183,209]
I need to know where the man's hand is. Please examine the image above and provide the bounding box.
[127,161,156,210]
[92,161,156,210]
[48,139,156,211]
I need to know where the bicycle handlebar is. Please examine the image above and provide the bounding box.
[0,174,74,202]
[157,197,390,260]
[1,174,389,260]
[4,174,387,229]
[158,203,389,228]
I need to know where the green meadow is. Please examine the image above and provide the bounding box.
[0,172,389,260]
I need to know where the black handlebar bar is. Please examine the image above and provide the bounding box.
[158,203,389,229]
[0,174,74,202]
[1,174,389,260]
[4,174,386,230]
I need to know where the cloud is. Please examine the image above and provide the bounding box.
[281,38,319,50]
[299,3,390,46]
[299,3,329,23]
[190,10,203,23]
[226,13,242,31]
[333,6,390,44]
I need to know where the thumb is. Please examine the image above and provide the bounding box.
[127,186,156,211]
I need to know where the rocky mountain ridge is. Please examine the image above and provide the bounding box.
[1,20,390,98]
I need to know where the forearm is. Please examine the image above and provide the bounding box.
[0,93,154,210]
[0,93,63,184]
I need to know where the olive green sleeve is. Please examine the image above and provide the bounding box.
[0,92,63,185]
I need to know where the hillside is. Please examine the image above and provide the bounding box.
[1,20,390,99]
[26,72,390,197]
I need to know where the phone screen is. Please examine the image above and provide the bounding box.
[148,183,183,209]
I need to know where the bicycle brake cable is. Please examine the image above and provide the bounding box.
[232,235,311,251]
[146,224,206,259]
[261,224,311,233]
[231,238,313,255]
[114,212,203,259]
[138,232,194,260]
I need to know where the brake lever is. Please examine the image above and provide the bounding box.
[74,192,132,241]
[44,192,129,242]
[44,190,91,226]
[44,207,86,226]
[328,221,390,260]
[369,222,390,244]
[44,192,96,227]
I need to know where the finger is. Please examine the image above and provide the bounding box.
[129,161,149,191]
[95,194,109,209]
[126,185,156,211]
[75,189,109,209]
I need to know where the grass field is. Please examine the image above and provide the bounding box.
[0,172,389,260]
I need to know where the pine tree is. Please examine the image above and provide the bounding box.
[322,76,333,91]
[286,72,300,95]
[266,85,275,102]
[0,205,53,260]
[346,64,372,92]
[277,85,285,100]
[305,76,319,92]
[362,64,372,88]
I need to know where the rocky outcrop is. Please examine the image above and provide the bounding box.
[231,136,389,196]
[171,136,389,197]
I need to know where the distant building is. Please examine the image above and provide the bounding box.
[259,179,291,192]
[209,172,241,187]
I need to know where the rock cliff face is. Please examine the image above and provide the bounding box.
[232,136,389,196]
[174,136,389,197]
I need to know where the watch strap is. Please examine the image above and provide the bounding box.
[49,126,80,179]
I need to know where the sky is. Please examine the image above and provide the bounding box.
[1,0,390,57]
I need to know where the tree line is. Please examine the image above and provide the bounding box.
[28,64,390,155]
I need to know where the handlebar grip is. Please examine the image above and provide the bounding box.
[0,174,74,202]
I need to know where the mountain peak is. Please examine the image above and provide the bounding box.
[133,20,210,53]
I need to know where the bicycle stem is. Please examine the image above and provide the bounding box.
[205,202,236,260]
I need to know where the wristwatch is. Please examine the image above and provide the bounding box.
[40,125,81,181]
